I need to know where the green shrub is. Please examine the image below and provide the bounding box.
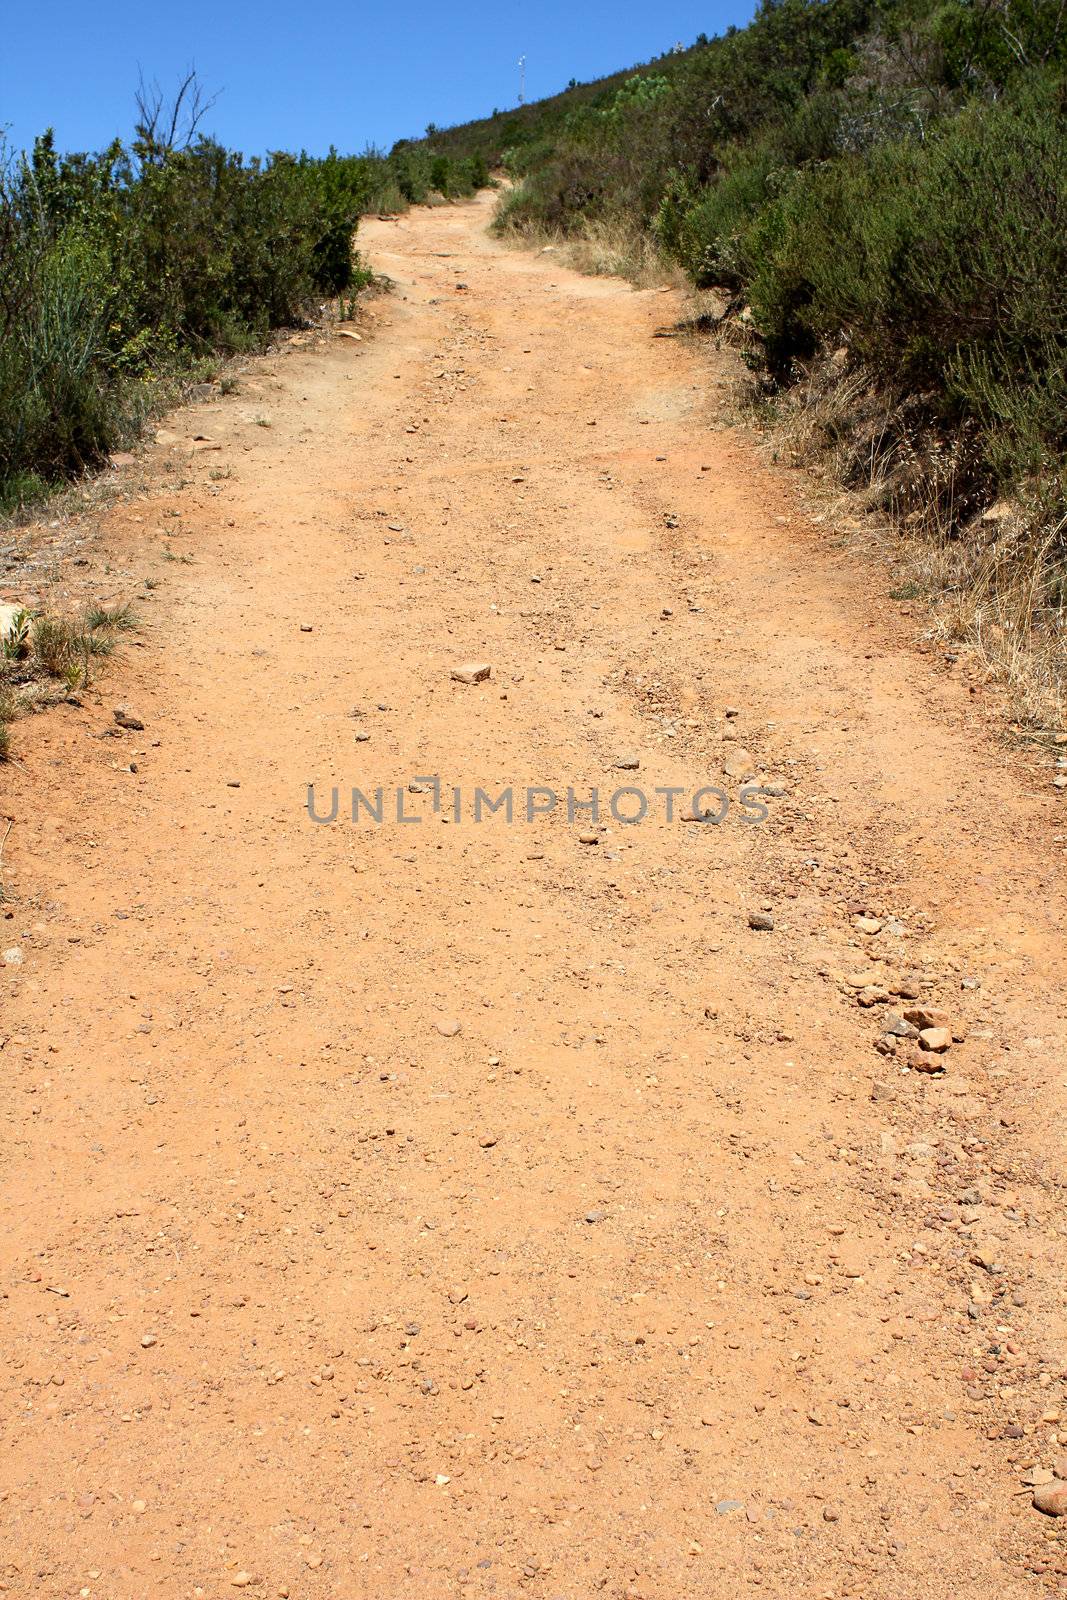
[0,120,490,507]
[666,145,780,285]
[0,234,118,481]
[743,77,1067,499]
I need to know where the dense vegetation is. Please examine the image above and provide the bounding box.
[425,0,1067,701]
[0,81,488,512]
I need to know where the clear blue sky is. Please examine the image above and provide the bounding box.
[1,0,755,160]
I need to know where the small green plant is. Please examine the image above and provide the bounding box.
[29,606,122,680]
[85,601,136,632]
[30,616,69,675]
[1,607,35,660]
[31,615,84,676]
[0,472,55,516]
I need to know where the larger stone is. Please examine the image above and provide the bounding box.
[1033,1482,1067,1517]
[723,750,755,779]
[451,663,491,685]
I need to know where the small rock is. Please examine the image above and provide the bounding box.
[748,912,774,931]
[113,707,144,731]
[435,1017,462,1037]
[910,1048,946,1074]
[716,1500,744,1515]
[919,1026,951,1052]
[231,1575,252,1589]
[578,831,599,845]
[854,916,882,935]
[299,624,313,633]
[3,947,23,966]
[140,1334,157,1348]
[584,1209,606,1224]
[479,1133,498,1148]
[883,1014,917,1038]
[613,755,640,771]
[857,986,890,1007]
[451,663,491,685]
[903,1006,950,1031]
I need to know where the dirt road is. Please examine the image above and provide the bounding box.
[3,189,1067,1598]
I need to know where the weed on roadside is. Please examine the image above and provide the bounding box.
[0,599,139,757]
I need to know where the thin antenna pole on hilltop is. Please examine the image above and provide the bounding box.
[518,54,526,105]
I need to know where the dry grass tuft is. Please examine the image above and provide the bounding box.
[495,205,679,291]
[737,349,1067,729]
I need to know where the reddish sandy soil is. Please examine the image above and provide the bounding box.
[2,189,1066,1599]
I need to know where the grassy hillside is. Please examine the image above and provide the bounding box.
[417,0,1067,716]
[0,84,488,515]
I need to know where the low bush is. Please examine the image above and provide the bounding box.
[743,79,1067,505]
